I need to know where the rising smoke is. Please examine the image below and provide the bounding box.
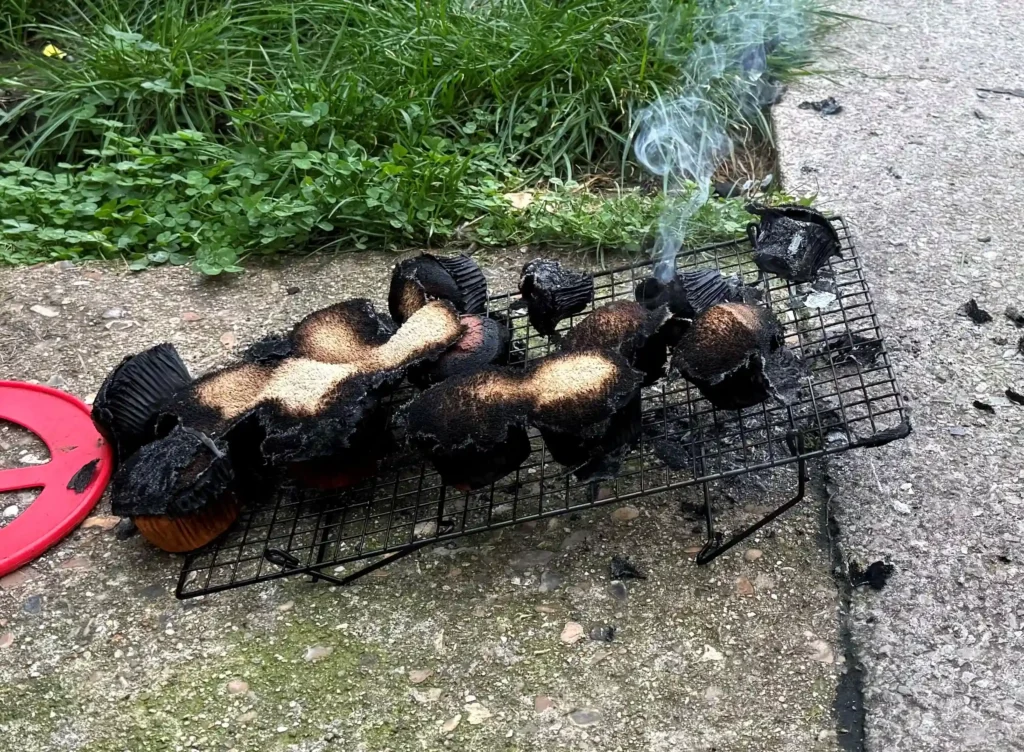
[633,0,812,282]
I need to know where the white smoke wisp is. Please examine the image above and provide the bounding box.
[633,0,812,282]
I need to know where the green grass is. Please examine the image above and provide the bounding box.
[0,0,822,273]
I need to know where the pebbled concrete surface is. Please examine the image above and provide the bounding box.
[775,1,1024,750]
[0,253,843,751]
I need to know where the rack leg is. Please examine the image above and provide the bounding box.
[695,458,808,565]
[696,480,722,562]
[310,508,341,584]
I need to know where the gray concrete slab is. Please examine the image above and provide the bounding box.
[775,2,1024,749]
[0,254,842,751]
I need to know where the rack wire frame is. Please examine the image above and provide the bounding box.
[176,217,909,598]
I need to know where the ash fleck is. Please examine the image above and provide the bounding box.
[804,290,837,310]
[1006,388,1024,406]
[960,299,992,324]
[850,560,895,590]
[115,518,138,541]
[610,554,646,581]
[798,96,843,115]
[67,459,99,493]
[1005,306,1024,328]
[589,625,616,642]
[973,400,995,414]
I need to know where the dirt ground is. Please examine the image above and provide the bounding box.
[0,253,846,752]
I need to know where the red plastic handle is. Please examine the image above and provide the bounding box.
[0,382,113,577]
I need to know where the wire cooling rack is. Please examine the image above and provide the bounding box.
[176,217,909,598]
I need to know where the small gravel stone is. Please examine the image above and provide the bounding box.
[81,515,121,531]
[413,520,437,538]
[138,584,165,600]
[105,320,134,331]
[237,711,257,724]
[611,505,640,523]
[743,548,763,562]
[2,505,18,518]
[568,708,601,727]
[442,714,462,733]
[700,645,724,661]
[0,632,13,649]
[30,305,59,318]
[46,374,66,388]
[589,625,616,642]
[304,645,333,662]
[220,331,238,348]
[607,581,628,602]
[560,622,585,644]
[534,695,555,713]
[807,639,835,663]
[101,307,124,319]
[753,573,774,591]
[23,595,43,615]
[58,556,91,570]
[286,285,301,295]
[559,529,592,551]
[411,688,442,704]
[704,685,724,702]
[408,669,432,684]
[465,702,492,724]
[539,570,563,592]
[181,311,203,322]
[735,576,754,596]
[226,679,249,694]
[511,549,555,570]
[277,600,294,612]
[114,518,138,540]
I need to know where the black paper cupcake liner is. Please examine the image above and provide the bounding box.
[519,259,595,337]
[92,343,192,465]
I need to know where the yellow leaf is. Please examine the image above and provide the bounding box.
[42,44,67,59]
[503,191,534,210]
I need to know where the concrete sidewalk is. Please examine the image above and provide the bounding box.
[0,254,842,752]
[775,1,1024,749]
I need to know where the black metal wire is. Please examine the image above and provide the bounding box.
[176,217,908,599]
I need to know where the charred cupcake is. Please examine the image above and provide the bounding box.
[405,369,534,490]
[746,204,841,282]
[527,350,643,482]
[388,253,487,324]
[290,299,396,363]
[560,301,673,385]
[110,425,237,552]
[406,349,643,487]
[519,259,594,337]
[671,302,805,410]
[175,300,465,465]
[408,314,510,387]
[98,299,465,552]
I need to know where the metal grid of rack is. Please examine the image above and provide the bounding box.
[177,217,908,598]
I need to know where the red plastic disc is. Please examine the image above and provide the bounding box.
[0,381,113,577]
